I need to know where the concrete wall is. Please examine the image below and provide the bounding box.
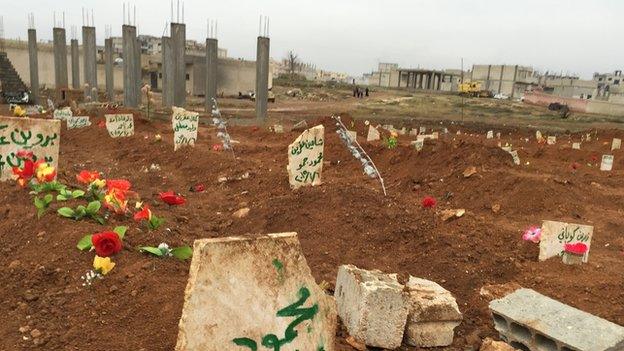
[524,91,590,113]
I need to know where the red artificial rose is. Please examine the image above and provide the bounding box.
[98,120,106,128]
[133,205,152,221]
[191,183,205,192]
[212,144,223,151]
[106,179,132,192]
[77,170,101,184]
[159,191,186,205]
[564,242,588,255]
[421,196,437,209]
[91,231,123,257]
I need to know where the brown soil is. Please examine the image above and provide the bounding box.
[1,104,624,351]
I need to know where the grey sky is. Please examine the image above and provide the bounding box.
[3,0,622,79]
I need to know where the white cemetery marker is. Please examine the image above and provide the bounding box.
[287,125,324,189]
[346,130,357,142]
[105,114,134,138]
[431,132,439,139]
[66,116,91,130]
[536,130,543,141]
[398,127,407,135]
[509,150,520,165]
[547,136,556,145]
[175,233,337,351]
[572,142,581,150]
[366,125,380,142]
[419,126,426,134]
[456,130,461,135]
[412,140,424,151]
[273,124,284,133]
[501,146,512,152]
[486,131,494,139]
[443,128,449,134]
[171,107,199,151]
[416,135,426,142]
[601,155,614,171]
[539,220,593,263]
[611,138,621,151]
[53,107,72,120]
[409,128,419,136]
[0,116,60,181]
[496,132,501,139]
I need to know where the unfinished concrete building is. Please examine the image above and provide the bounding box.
[470,64,539,98]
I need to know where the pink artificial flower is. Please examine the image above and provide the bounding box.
[522,226,542,243]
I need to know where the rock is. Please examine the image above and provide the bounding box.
[439,209,465,222]
[479,283,522,301]
[109,285,119,293]
[404,277,462,347]
[19,326,30,333]
[217,176,228,183]
[345,335,367,351]
[175,233,336,351]
[334,265,409,349]
[30,329,42,338]
[232,207,250,219]
[291,120,308,132]
[23,290,38,302]
[9,260,21,269]
[479,337,518,351]
[463,166,477,178]
[491,204,501,214]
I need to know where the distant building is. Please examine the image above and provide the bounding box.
[368,63,462,92]
[594,70,622,100]
[470,64,539,98]
[539,74,596,99]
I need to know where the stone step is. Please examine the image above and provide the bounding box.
[489,288,624,351]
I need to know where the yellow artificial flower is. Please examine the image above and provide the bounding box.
[13,105,26,117]
[92,179,106,189]
[93,255,115,275]
[35,162,56,183]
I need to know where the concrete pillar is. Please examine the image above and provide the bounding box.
[122,25,139,107]
[70,39,80,89]
[135,37,142,105]
[205,38,218,111]
[27,29,40,104]
[171,23,186,107]
[52,27,69,95]
[437,73,442,90]
[498,65,504,94]
[104,38,114,101]
[255,36,270,120]
[162,36,173,107]
[82,26,98,101]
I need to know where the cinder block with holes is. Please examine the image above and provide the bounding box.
[489,288,624,351]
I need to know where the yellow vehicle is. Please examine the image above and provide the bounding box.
[458,82,492,98]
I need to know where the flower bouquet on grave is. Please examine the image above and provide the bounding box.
[562,242,588,265]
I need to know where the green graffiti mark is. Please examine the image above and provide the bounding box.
[232,287,319,351]
[272,259,284,283]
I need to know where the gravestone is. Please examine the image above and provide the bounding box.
[409,129,419,136]
[486,131,493,139]
[66,116,91,130]
[287,125,324,189]
[539,220,593,263]
[601,155,614,171]
[432,132,439,139]
[535,130,543,141]
[572,142,581,150]
[105,114,134,138]
[172,107,199,151]
[411,140,424,151]
[419,126,426,134]
[175,233,337,351]
[53,107,73,120]
[547,136,556,145]
[366,125,380,141]
[496,132,501,139]
[273,125,284,133]
[346,130,357,142]
[612,138,621,151]
[398,127,406,135]
[509,150,520,165]
[0,116,60,181]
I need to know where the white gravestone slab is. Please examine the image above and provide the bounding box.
[601,155,614,171]
[419,126,426,134]
[431,132,439,139]
[572,142,581,150]
[411,140,424,151]
[175,233,337,351]
[539,220,593,263]
[409,129,419,136]
[547,136,556,145]
[509,150,520,165]
[536,130,543,141]
[287,125,324,189]
[366,125,380,141]
[346,130,357,142]
[612,138,621,151]
[66,116,91,130]
[486,131,493,139]
[172,107,199,151]
[53,107,72,120]
[274,125,284,133]
[0,116,60,181]
[105,114,134,138]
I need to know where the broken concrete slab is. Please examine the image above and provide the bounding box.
[334,265,409,349]
[490,288,624,351]
[176,233,336,351]
[287,125,324,189]
[404,277,462,347]
[480,337,517,351]
[539,220,593,263]
[366,125,380,141]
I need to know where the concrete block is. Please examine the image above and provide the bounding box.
[404,277,462,347]
[480,337,518,351]
[334,265,409,349]
[175,233,336,351]
[490,288,624,351]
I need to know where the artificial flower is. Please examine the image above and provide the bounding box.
[91,231,123,257]
[159,191,186,206]
[77,170,101,184]
[12,159,35,187]
[104,188,129,214]
[133,205,152,221]
[92,179,106,189]
[564,242,588,255]
[16,150,34,160]
[421,196,437,209]
[34,160,56,183]
[212,144,223,151]
[13,105,26,117]
[106,179,132,192]
[190,183,205,192]
[522,226,542,243]
[93,255,116,275]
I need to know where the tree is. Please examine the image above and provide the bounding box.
[286,51,299,78]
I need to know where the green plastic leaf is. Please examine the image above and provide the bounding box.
[57,207,75,218]
[171,246,193,260]
[148,215,165,230]
[113,226,128,240]
[72,190,85,198]
[56,194,68,201]
[86,201,101,214]
[43,194,53,203]
[77,234,93,250]
[75,206,87,218]
[93,215,106,225]
[139,246,164,257]
[34,197,44,209]
[36,208,45,219]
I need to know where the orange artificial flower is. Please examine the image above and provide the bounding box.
[77,170,101,184]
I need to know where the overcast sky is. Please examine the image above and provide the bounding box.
[3,0,622,79]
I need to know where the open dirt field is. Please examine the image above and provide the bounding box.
[1,88,623,350]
